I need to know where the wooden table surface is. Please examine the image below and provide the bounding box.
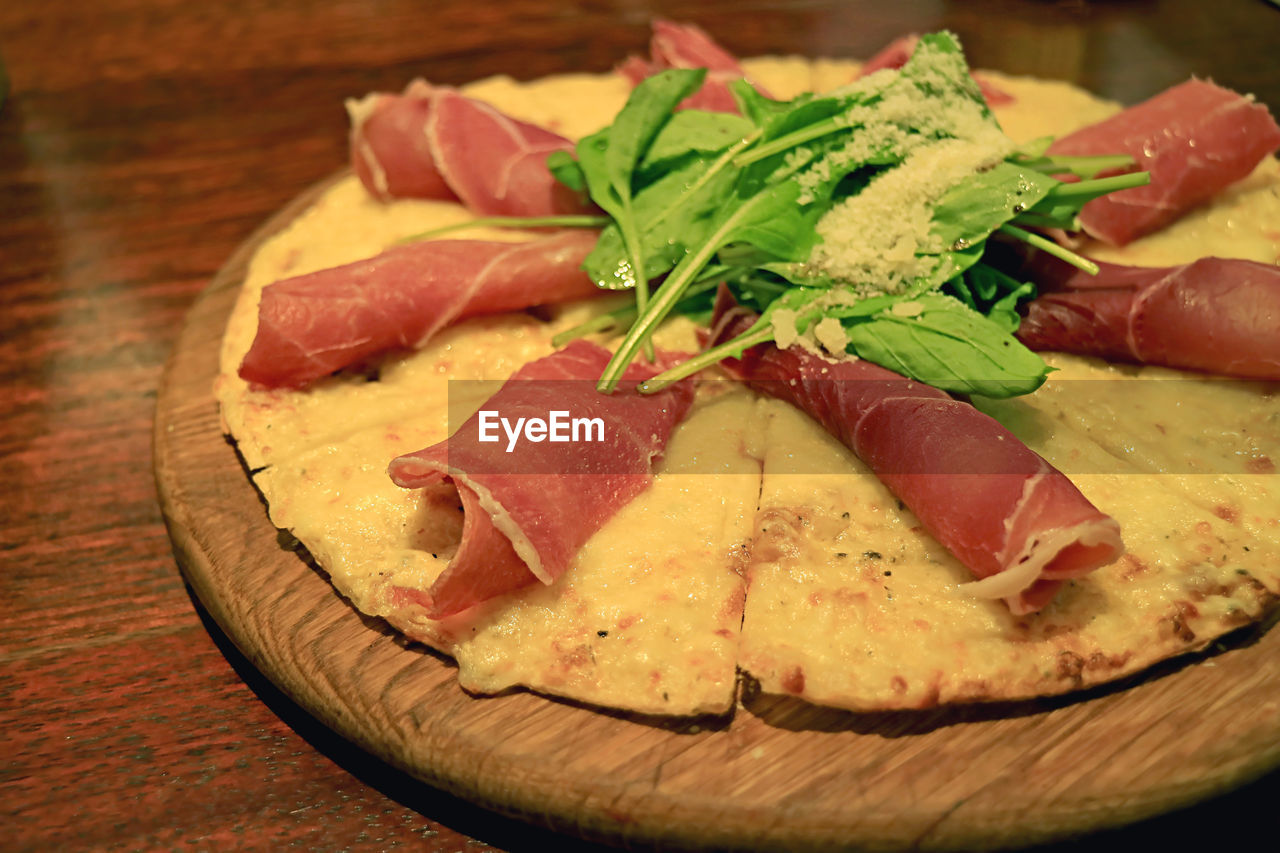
[4,1,1278,849]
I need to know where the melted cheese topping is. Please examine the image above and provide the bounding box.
[219,58,1280,715]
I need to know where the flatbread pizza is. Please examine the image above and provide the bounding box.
[215,23,1280,716]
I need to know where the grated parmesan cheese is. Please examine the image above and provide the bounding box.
[770,307,800,350]
[809,132,1011,292]
[800,40,1014,296]
[813,316,850,353]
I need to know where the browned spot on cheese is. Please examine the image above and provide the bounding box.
[719,585,746,623]
[1086,650,1133,672]
[1214,504,1240,524]
[1056,650,1085,685]
[1246,455,1276,474]
[556,643,593,669]
[953,680,992,702]
[1222,606,1258,628]
[833,588,869,606]
[1166,601,1199,643]
[780,666,806,695]
[1120,553,1150,580]
[890,675,909,695]
[727,542,751,579]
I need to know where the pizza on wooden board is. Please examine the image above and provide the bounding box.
[215,22,1280,716]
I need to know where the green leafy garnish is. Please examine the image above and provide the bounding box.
[552,31,1148,397]
[842,293,1050,397]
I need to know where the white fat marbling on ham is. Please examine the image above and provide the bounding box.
[238,231,599,388]
[348,80,590,215]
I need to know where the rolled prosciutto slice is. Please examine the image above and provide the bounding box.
[387,340,695,617]
[1015,254,1280,380]
[618,19,772,113]
[1048,78,1280,245]
[709,293,1123,614]
[856,34,1014,106]
[239,231,600,389]
[347,80,589,215]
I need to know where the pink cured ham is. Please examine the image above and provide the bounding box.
[387,340,695,617]
[238,231,600,389]
[1048,78,1280,246]
[618,19,772,113]
[1015,254,1280,380]
[857,34,1014,106]
[347,80,589,215]
[709,292,1123,614]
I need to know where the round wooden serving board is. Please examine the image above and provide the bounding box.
[155,177,1280,851]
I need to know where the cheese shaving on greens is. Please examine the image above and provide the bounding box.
[809,132,1013,294]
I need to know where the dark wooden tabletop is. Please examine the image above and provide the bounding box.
[4,1,1279,849]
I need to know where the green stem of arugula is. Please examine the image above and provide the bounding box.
[550,276,724,348]
[616,131,761,362]
[394,214,609,244]
[617,200,654,360]
[648,130,761,229]
[1009,211,1079,231]
[596,198,766,392]
[638,324,774,394]
[1013,153,1135,179]
[732,118,845,167]
[551,312,626,347]
[626,130,759,362]
[1041,171,1150,202]
[998,224,1099,275]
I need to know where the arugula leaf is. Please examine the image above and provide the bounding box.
[948,263,1034,333]
[637,110,755,172]
[719,182,820,262]
[573,69,707,325]
[731,78,800,125]
[600,69,707,198]
[584,150,740,289]
[843,293,1049,397]
[930,163,1058,248]
[546,150,586,192]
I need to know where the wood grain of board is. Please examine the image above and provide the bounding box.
[154,178,1280,851]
